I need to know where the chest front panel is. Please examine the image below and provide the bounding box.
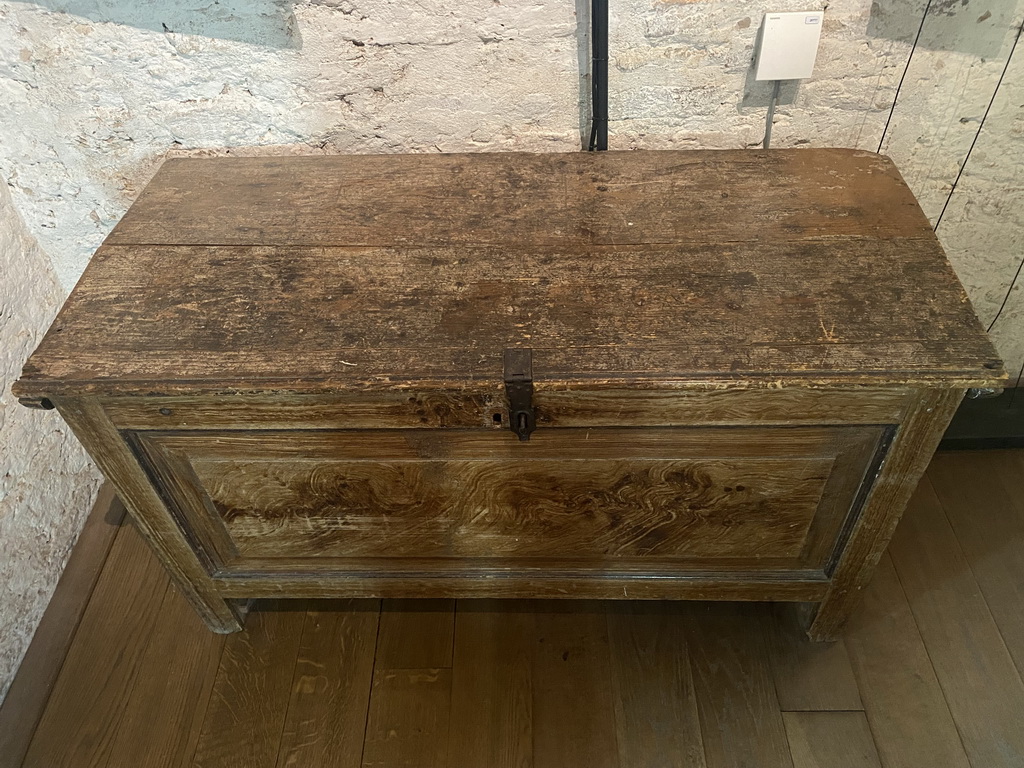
[118,390,891,588]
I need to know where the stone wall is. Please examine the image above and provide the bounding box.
[0,180,102,703]
[1,0,1022,702]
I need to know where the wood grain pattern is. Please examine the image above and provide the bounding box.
[888,478,1024,766]
[361,668,451,768]
[927,451,1024,676]
[532,602,620,768]
[21,522,170,768]
[376,600,455,670]
[104,581,226,768]
[765,603,863,712]
[685,602,794,768]
[16,238,1002,399]
[101,388,914,432]
[447,601,535,768]
[205,456,832,560]
[0,485,121,768]
[606,603,706,768]
[140,425,879,572]
[192,602,306,768]
[15,450,1024,768]
[808,388,964,640]
[210,570,831,602]
[106,150,933,248]
[783,712,882,768]
[275,601,380,768]
[53,397,245,632]
[843,554,971,768]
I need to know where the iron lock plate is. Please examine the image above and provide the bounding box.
[503,348,537,441]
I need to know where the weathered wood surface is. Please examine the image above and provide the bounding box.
[808,388,963,639]
[102,388,915,431]
[135,425,881,574]
[16,238,1002,398]
[106,150,933,247]
[14,149,1002,399]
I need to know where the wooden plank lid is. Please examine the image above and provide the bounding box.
[14,149,1005,399]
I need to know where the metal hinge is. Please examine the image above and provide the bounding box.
[503,348,536,441]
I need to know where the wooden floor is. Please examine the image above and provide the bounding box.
[9,450,1024,768]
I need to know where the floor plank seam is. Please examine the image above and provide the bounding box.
[14,531,114,763]
[181,629,228,768]
[885,496,980,768]
[925,465,1024,687]
[95,549,174,768]
[357,600,386,768]
[272,603,315,768]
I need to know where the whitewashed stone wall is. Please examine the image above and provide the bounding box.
[0,181,103,702]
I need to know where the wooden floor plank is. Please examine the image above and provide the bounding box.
[783,712,882,768]
[606,602,706,768]
[844,553,971,768]
[361,668,451,768]
[447,600,534,768]
[103,580,226,768]
[533,602,620,768]
[0,486,122,768]
[192,601,307,768]
[275,600,381,768]
[928,451,1024,676]
[888,477,1024,767]
[21,520,171,768]
[685,602,793,768]
[375,599,455,670]
[764,603,863,712]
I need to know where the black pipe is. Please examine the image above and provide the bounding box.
[589,0,608,151]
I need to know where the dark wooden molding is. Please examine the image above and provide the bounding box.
[0,484,124,767]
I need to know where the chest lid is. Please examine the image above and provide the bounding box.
[14,149,1005,400]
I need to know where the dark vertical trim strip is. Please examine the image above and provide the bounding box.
[589,0,608,151]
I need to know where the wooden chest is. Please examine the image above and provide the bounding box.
[15,149,1005,640]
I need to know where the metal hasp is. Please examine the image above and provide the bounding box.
[503,348,537,441]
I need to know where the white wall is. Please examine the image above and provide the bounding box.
[0,180,102,702]
[1,0,1022,701]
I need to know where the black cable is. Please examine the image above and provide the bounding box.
[935,17,1024,230]
[589,0,608,151]
[1009,358,1024,408]
[987,255,1024,333]
[877,0,934,154]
